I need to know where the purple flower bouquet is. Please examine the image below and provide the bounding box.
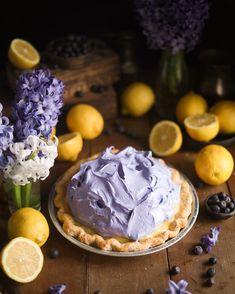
[0,69,64,213]
[135,0,209,119]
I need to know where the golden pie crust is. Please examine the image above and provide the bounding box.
[54,151,193,252]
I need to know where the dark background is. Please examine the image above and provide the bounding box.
[0,0,235,68]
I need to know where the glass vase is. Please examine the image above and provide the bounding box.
[3,179,41,214]
[155,50,189,120]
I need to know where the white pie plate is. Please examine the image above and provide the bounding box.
[48,171,199,257]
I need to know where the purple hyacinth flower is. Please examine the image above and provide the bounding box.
[0,103,14,168]
[135,0,209,53]
[201,226,221,253]
[12,68,64,141]
[48,283,66,294]
[166,279,191,294]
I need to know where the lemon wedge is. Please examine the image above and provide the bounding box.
[184,113,219,142]
[149,120,183,157]
[57,132,83,161]
[1,237,44,283]
[8,38,40,69]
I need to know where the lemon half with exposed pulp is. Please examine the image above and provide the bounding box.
[8,38,40,69]
[149,120,183,157]
[184,113,219,142]
[1,237,44,283]
[57,132,83,161]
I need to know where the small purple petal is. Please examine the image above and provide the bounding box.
[200,226,221,253]
[166,279,191,294]
[48,283,66,294]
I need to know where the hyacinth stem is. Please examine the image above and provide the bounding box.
[12,184,22,209]
[21,182,32,207]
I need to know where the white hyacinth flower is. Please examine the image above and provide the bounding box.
[3,135,58,185]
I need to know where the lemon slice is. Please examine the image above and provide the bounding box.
[57,132,83,161]
[8,38,40,69]
[184,113,219,142]
[1,237,44,283]
[149,120,183,157]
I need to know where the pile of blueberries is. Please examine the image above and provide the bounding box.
[206,192,235,215]
[47,34,107,58]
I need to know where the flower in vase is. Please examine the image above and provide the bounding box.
[135,0,209,53]
[0,68,64,211]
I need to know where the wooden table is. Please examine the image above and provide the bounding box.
[1,114,235,294]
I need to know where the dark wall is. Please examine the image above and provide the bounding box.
[1,0,235,67]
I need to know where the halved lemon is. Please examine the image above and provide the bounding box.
[149,120,183,157]
[57,132,83,161]
[184,113,219,142]
[8,38,40,69]
[1,237,44,283]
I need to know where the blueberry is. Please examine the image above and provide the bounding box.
[49,248,60,259]
[171,265,181,275]
[193,245,203,255]
[208,257,217,265]
[210,204,221,213]
[211,195,220,205]
[219,201,227,209]
[206,268,216,277]
[225,196,231,203]
[228,201,235,210]
[218,192,227,201]
[103,128,113,136]
[146,289,154,294]
[74,90,84,98]
[207,197,213,205]
[94,291,102,294]
[195,181,204,189]
[206,278,215,287]
[223,207,231,213]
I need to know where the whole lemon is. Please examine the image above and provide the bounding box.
[8,207,50,247]
[66,104,104,140]
[210,100,235,134]
[176,91,208,124]
[121,82,155,117]
[57,132,83,161]
[195,144,234,185]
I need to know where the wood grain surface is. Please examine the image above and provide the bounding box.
[1,115,235,294]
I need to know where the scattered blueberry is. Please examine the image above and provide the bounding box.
[170,265,181,275]
[208,257,217,265]
[195,181,204,189]
[193,245,203,255]
[74,90,84,98]
[206,277,215,287]
[146,288,154,294]
[206,268,216,278]
[103,128,113,136]
[49,248,60,259]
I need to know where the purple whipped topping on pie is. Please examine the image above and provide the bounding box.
[67,146,180,240]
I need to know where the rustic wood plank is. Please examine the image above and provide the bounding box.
[166,148,235,294]
[19,143,91,294]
